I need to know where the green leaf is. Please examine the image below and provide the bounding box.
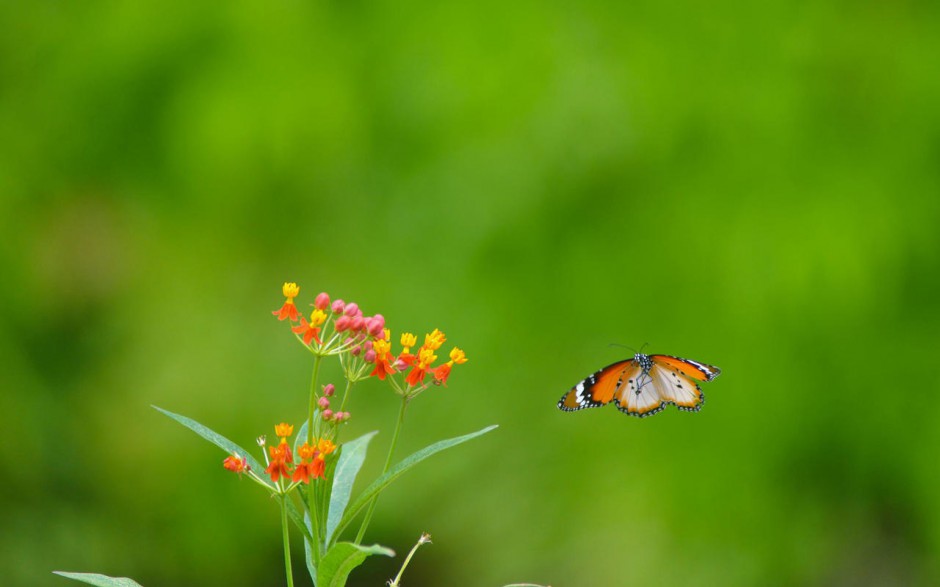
[327,431,377,545]
[152,405,267,481]
[333,424,497,539]
[52,572,144,587]
[317,542,394,587]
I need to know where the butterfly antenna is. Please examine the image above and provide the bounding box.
[639,342,650,354]
[608,343,638,354]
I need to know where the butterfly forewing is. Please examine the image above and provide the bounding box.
[650,354,721,382]
[558,360,635,411]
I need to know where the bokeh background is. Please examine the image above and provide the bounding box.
[2,1,939,585]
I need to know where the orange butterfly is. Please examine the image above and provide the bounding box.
[558,353,721,418]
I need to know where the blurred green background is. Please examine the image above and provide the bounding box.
[2,1,939,585]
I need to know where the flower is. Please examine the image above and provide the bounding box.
[223,453,249,474]
[370,333,397,380]
[273,282,301,321]
[433,347,467,386]
[405,346,437,386]
[292,309,327,345]
[291,439,336,484]
[266,442,293,483]
[424,328,446,351]
[274,423,294,440]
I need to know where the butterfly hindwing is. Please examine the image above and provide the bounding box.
[649,363,704,412]
[557,360,635,411]
[615,366,667,417]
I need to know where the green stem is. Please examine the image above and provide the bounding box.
[307,355,323,446]
[389,534,430,587]
[354,396,408,544]
[280,497,295,587]
[306,355,323,564]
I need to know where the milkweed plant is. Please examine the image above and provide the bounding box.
[55,282,500,587]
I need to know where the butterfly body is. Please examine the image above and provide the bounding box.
[558,353,720,418]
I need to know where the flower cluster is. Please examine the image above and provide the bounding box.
[222,423,336,493]
[365,328,468,398]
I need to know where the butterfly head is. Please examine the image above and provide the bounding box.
[634,353,653,373]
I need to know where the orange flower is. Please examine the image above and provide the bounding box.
[223,453,249,474]
[405,346,437,386]
[266,443,293,483]
[433,347,467,386]
[370,334,397,380]
[292,309,327,345]
[291,439,335,483]
[274,423,294,440]
[273,282,301,321]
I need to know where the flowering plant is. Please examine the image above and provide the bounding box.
[55,282,495,587]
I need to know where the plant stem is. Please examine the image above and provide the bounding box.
[306,355,323,564]
[307,355,323,446]
[280,497,295,587]
[389,533,431,587]
[354,395,408,544]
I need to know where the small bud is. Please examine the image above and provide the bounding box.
[322,409,334,421]
[334,315,350,332]
[318,396,330,409]
[344,302,359,317]
[331,299,345,314]
[315,292,330,310]
[350,316,364,331]
[341,411,351,421]
[364,340,374,352]
[367,315,385,337]
[351,344,362,356]
[364,349,376,363]
[323,383,335,397]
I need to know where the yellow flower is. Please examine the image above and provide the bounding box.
[424,328,446,351]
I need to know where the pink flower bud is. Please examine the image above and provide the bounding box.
[351,344,362,356]
[344,302,359,317]
[395,358,408,370]
[337,411,350,421]
[364,340,374,352]
[323,383,335,397]
[367,317,385,338]
[322,409,334,421]
[350,316,364,332]
[318,396,330,409]
[331,299,345,314]
[364,349,376,363]
[334,315,350,332]
[315,292,330,310]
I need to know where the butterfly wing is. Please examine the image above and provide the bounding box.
[557,360,636,411]
[614,366,670,417]
[649,362,705,412]
[649,354,721,382]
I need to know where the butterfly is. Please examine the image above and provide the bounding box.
[558,353,721,418]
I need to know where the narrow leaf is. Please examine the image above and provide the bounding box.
[317,542,395,587]
[326,431,377,545]
[152,406,267,479]
[333,424,497,539]
[52,572,143,587]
